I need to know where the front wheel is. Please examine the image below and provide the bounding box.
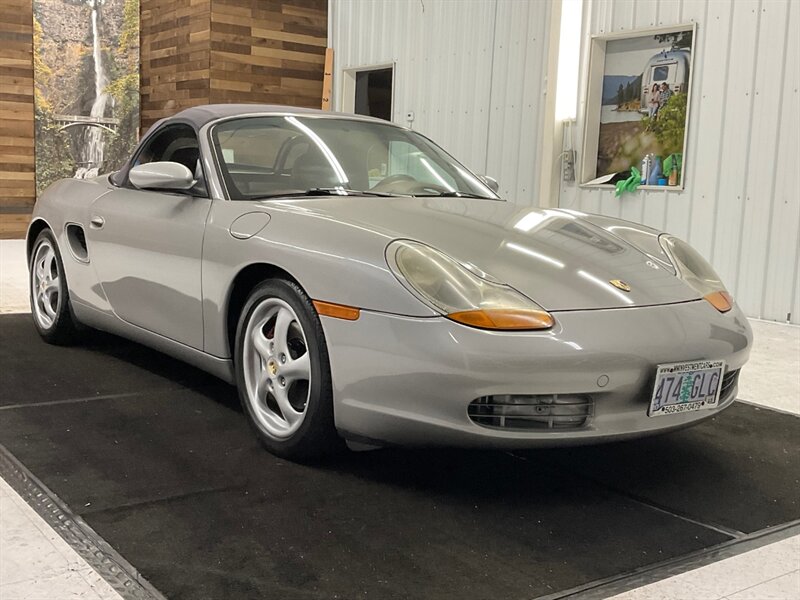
[29,230,80,345]
[235,279,341,461]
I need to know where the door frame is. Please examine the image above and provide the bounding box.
[340,62,396,120]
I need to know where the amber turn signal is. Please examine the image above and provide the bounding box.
[313,300,360,321]
[448,309,555,331]
[704,291,733,313]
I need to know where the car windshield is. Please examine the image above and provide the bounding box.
[210,116,499,201]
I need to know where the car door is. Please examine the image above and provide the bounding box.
[86,124,212,350]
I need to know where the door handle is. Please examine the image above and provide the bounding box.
[90,216,105,229]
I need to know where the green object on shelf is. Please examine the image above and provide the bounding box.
[664,153,682,177]
[615,167,641,197]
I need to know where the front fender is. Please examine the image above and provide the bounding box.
[201,200,435,358]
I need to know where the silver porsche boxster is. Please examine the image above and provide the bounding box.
[28,104,752,459]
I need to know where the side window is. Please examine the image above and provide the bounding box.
[135,124,199,170]
[129,124,206,195]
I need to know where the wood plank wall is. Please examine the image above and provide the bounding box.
[141,0,327,133]
[140,0,212,132]
[209,0,327,106]
[0,0,35,239]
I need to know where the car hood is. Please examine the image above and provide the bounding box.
[270,196,700,311]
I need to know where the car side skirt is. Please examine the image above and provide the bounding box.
[72,301,235,384]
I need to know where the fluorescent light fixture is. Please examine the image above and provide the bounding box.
[554,0,583,120]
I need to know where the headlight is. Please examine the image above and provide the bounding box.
[659,234,733,313]
[386,240,554,330]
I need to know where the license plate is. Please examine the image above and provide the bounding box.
[648,360,725,417]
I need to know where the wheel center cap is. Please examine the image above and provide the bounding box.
[267,359,278,377]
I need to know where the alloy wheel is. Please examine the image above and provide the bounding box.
[242,298,312,438]
[31,240,61,329]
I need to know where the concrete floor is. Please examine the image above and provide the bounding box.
[737,318,800,415]
[0,478,121,600]
[0,240,28,314]
[0,238,798,599]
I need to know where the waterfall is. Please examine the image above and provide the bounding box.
[75,0,109,179]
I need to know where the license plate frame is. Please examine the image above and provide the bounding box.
[648,359,726,418]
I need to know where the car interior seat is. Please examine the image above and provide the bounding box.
[290,147,342,190]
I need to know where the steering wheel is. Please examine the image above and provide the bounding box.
[371,174,448,195]
[371,174,416,190]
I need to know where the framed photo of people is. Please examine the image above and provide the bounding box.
[580,24,696,190]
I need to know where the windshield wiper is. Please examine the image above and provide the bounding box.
[251,188,399,200]
[413,191,495,200]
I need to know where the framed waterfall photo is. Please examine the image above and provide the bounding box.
[580,23,696,190]
[33,0,140,193]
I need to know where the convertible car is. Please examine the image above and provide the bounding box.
[28,104,752,459]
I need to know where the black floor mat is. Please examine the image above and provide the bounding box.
[1,314,798,600]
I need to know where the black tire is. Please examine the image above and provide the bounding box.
[234,279,342,461]
[29,229,80,345]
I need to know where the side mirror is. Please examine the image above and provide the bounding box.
[479,175,500,194]
[129,161,195,191]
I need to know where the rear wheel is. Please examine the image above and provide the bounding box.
[29,230,80,345]
[235,279,340,460]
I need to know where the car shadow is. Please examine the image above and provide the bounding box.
[320,435,719,499]
[77,323,724,491]
[78,325,241,412]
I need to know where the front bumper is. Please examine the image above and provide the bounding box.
[320,300,752,448]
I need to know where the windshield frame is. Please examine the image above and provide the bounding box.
[205,113,502,202]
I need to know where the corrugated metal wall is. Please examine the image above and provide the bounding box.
[329,0,552,202]
[560,0,800,324]
[331,0,799,324]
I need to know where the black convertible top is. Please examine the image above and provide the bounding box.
[157,104,386,132]
[169,104,327,129]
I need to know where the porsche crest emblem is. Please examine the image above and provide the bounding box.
[609,279,632,292]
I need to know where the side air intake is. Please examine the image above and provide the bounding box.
[65,223,89,263]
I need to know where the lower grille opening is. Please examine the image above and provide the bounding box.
[468,394,593,431]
